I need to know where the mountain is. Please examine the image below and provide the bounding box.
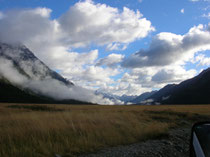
[119,94,138,103]
[130,91,157,104]
[95,90,137,104]
[0,43,73,85]
[147,68,210,104]
[0,42,88,104]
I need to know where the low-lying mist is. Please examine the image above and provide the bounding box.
[0,57,119,105]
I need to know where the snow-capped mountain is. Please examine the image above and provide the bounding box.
[95,90,137,104]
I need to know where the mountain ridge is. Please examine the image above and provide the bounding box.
[0,43,73,86]
[146,68,210,104]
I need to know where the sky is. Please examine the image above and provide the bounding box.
[0,0,210,97]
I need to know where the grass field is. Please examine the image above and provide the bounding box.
[0,103,210,157]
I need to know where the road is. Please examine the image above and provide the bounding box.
[79,126,191,157]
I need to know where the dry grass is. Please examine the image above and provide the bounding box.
[0,103,210,157]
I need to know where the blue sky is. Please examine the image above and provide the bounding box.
[0,0,209,96]
[1,0,208,32]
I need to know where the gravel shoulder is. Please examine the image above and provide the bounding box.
[79,126,191,157]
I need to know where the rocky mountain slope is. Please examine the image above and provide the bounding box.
[0,42,88,104]
[130,91,157,104]
[95,90,138,104]
[147,68,210,104]
[0,43,72,85]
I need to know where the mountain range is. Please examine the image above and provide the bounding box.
[130,91,157,104]
[0,42,210,105]
[145,68,210,104]
[95,90,138,104]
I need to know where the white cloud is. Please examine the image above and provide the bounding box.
[0,0,154,49]
[0,58,27,84]
[33,46,121,90]
[58,0,154,48]
[0,54,113,105]
[0,8,56,44]
[115,24,209,96]
[151,66,197,84]
[98,80,150,96]
[202,12,210,19]
[33,7,52,17]
[122,24,210,68]
[0,0,208,100]
[181,8,185,14]
[25,79,114,104]
[98,64,197,96]
[195,54,210,66]
[0,1,154,97]
[96,53,124,67]
[106,43,127,51]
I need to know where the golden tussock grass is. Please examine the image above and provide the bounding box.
[0,103,210,157]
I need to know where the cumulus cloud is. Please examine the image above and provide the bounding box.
[0,0,154,48]
[122,24,210,68]
[194,54,210,66]
[97,63,197,96]
[0,0,154,98]
[58,0,154,47]
[181,8,185,14]
[98,79,150,96]
[151,67,197,84]
[0,8,55,44]
[96,53,124,67]
[0,0,208,100]
[106,43,127,51]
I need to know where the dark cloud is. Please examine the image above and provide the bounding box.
[122,24,210,68]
